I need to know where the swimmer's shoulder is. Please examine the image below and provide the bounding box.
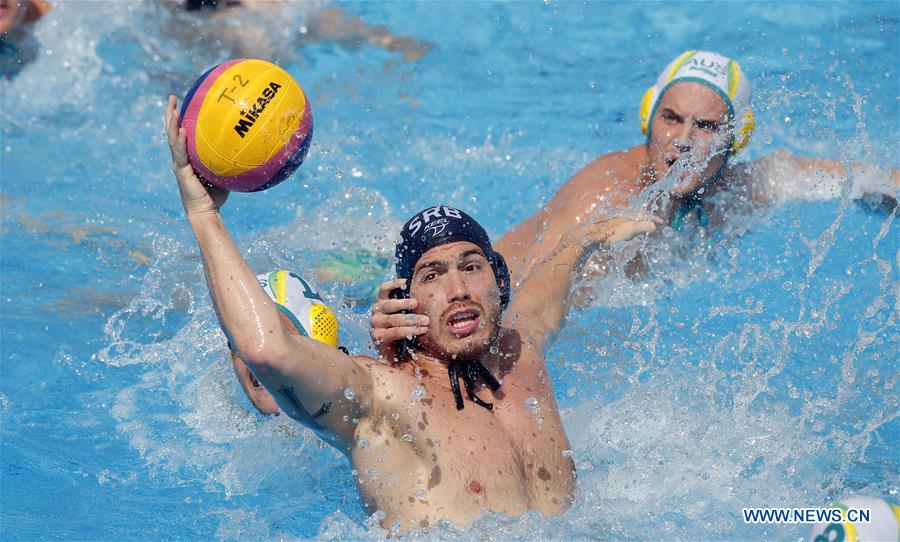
[362,359,431,417]
[561,145,649,205]
[329,354,410,419]
[574,145,646,181]
[358,356,415,387]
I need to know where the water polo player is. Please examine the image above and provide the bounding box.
[493,50,899,284]
[166,93,655,531]
[172,0,432,63]
[228,270,346,419]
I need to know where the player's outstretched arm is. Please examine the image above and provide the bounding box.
[739,150,898,211]
[164,96,372,450]
[505,215,658,351]
[495,147,646,285]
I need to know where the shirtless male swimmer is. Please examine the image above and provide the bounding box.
[495,50,899,284]
[165,96,656,531]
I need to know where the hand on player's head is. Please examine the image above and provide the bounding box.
[370,278,429,363]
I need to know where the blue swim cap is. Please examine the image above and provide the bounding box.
[395,205,510,310]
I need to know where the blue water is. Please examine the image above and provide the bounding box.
[1,1,897,539]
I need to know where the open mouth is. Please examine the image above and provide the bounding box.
[446,309,481,337]
[663,155,698,189]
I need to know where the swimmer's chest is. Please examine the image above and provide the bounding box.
[361,373,565,504]
[354,398,529,519]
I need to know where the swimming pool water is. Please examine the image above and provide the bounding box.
[1,1,897,539]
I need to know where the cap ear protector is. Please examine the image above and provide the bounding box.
[488,251,511,310]
[639,50,755,156]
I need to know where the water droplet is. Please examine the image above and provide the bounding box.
[402,433,414,442]
[525,397,540,413]
[561,449,574,457]
[782,281,793,291]
[410,386,425,402]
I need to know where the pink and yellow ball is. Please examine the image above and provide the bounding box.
[179,59,313,192]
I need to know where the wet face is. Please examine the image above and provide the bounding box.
[409,241,501,360]
[228,311,301,416]
[647,82,733,197]
[0,0,25,35]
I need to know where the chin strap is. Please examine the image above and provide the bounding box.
[447,359,502,411]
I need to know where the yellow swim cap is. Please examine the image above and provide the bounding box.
[256,270,339,347]
[638,50,755,155]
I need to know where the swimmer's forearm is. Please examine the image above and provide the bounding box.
[498,152,637,286]
[754,151,898,204]
[786,154,898,185]
[505,235,582,343]
[508,216,656,341]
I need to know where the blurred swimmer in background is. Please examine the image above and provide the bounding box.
[0,0,51,78]
[166,0,432,64]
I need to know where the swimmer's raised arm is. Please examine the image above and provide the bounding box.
[164,96,372,449]
[505,215,658,350]
[495,146,650,286]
